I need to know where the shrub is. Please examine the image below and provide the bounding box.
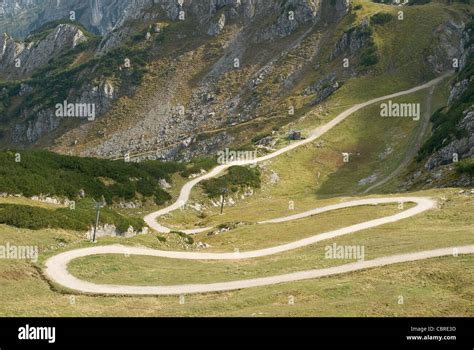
[154,188,172,205]
[0,203,144,233]
[408,0,431,5]
[0,150,182,205]
[174,231,194,245]
[180,157,217,178]
[370,13,394,26]
[360,43,379,66]
[456,160,474,181]
[201,166,261,198]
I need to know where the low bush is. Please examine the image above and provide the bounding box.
[456,159,474,181]
[174,231,194,245]
[201,166,261,198]
[370,13,394,26]
[180,157,217,178]
[0,202,144,233]
[0,150,183,205]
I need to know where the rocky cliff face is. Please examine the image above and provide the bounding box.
[0,22,109,144]
[401,19,473,190]
[0,0,352,153]
[331,17,371,59]
[11,79,117,144]
[427,20,465,74]
[37,0,151,35]
[0,0,43,37]
[0,0,36,16]
[460,21,474,71]
[0,0,147,37]
[1,0,348,39]
[255,0,349,42]
[424,21,473,172]
[0,24,87,78]
[424,107,474,171]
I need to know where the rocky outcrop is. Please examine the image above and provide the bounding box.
[77,81,117,116]
[426,20,464,74]
[460,21,474,71]
[0,24,87,78]
[421,19,473,173]
[255,0,349,43]
[303,73,340,105]
[331,17,371,59]
[208,13,226,36]
[37,0,152,36]
[85,223,146,239]
[12,108,60,144]
[0,0,37,18]
[0,0,154,38]
[0,0,42,37]
[448,76,473,105]
[425,106,474,170]
[12,79,117,144]
[447,21,474,105]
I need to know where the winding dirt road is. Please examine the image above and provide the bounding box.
[43,73,472,296]
[44,244,474,295]
[144,73,451,234]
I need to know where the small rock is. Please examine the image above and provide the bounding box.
[288,130,302,141]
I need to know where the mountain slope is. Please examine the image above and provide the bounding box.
[0,0,472,182]
[53,1,470,164]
